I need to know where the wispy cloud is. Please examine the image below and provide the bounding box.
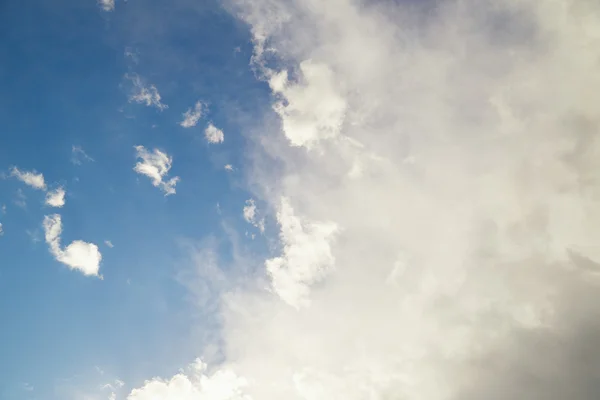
[204,123,224,144]
[126,74,168,111]
[71,145,94,165]
[104,240,114,248]
[133,146,180,195]
[180,101,204,128]
[43,214,102,277]
[243,198,264,233]
[10,167,46,190]
[45,187,66,208]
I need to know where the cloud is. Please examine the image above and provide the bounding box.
[126,74,168,111]
[242,199,264,233]
[45,187,66,208]
[127,359,249,400]
[133,146,180,195]
[205,123,225,144]
[10,167,46,190]
[0,223,3,236]
[72,146,94,165]
[104,240,114,248]
[224,164,234,171]
[180,101,204,128]
[268,61,347,149]
[98,0,115,11]
[43,214,102,277]
[126,0,600,399]
[265,197,338,309]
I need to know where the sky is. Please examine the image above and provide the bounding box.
[1,0,600,399]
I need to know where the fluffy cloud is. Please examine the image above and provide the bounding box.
[269,62,347,149]
[45,187,66,208]
[127,359,249,400]
[265,197,338,309]
[205,123,225,144]
[98,0,115,12]
[126,74,168,111]
[43,214,102,277]
[133,146,180,195]
[180,101,204,128]
[10,167,46,190]
[127,0,600,399]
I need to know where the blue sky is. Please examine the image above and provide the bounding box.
[0,0,269,397]
[2,0,600,399]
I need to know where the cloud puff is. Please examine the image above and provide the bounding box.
[242,199,264,233]
[45,187,66,208]
[180,101,204,128]
[98,0,115,12]
[10,167,46,190]
[133,146,180,196]
[205,123,225,144]
[126,74,168,111]
[104,240,114,248]
[265,197,338,309]
[0,223,3,236]
[269,62,347,149]
[127,359,249,400]
[43,214,102,277]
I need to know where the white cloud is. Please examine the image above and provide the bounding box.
[265,197,338,309]
[10,167,46,190]
[224,164,234,171]
[180,101,204,128]
[133,146,180,196]
[205,123,224,144]
[0,223,3,236]
[242,199,264,233]
[45,187,66,208]
[104,240,114,248]
[127,359,249,400]
[98,0,115,12]
[72,145,94,165]
[126,74,168,111]
[43,214,102,277]
[268,61,347,149]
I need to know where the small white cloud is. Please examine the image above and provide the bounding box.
[43,214,102,277]
[98,0,115,11]
[243,199,265,233]
[104,240,114,248]
[205,123,224,144]
[126,74,168,111]
[10,167,46,190]
[133,146,180,196]
[45,187,66,208]
[180,101,204,128]
[224,164,234,171]
[266,197,338,309]
[2,204,6,214]
[72,145,94,165]
[0,223,3,236]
